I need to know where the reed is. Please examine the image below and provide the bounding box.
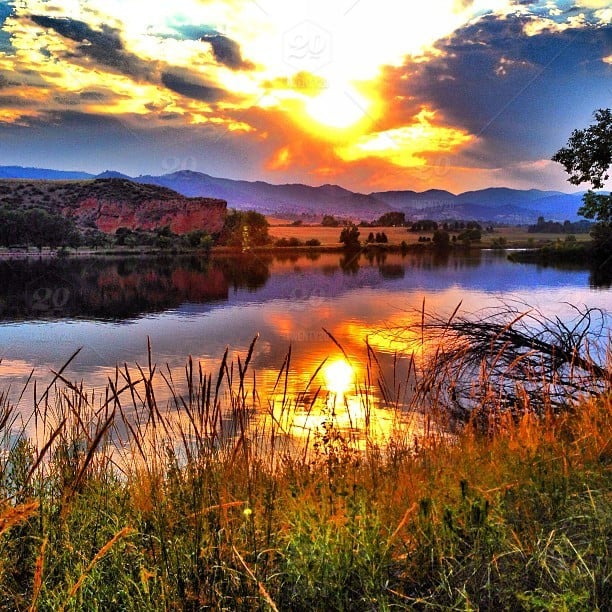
[0,314,609,610]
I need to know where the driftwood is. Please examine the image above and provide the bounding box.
[391,301,611,424]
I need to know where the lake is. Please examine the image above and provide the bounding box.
[0,250,610,447]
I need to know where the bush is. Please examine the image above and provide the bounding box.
[339,223,360,249]
[321,215,340,227]
[432,229,450,248]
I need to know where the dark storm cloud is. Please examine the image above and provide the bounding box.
[200,34,255,70]
[161,71,226,102]
[384,13,612,163]
[79,90,108,101]
[0,95,37,107]
[153,23,255,70]
[28,15,153,80]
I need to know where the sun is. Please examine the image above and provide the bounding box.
[304,86,371,130]
[323,359,354,396]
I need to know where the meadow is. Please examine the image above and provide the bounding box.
[267,223,592,249]
[0,313,610,611]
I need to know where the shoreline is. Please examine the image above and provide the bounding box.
[0,241,568,260]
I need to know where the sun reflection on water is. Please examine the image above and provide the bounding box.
[323,358,354,398]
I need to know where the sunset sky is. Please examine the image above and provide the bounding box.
[0,0,610,193]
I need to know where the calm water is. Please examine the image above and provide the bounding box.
[0,250,610,444]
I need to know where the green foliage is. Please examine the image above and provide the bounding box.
[0,206,82,249]
[578,191,612,225]
[375,231,388,243]
[432,229,450,248]
[529,216,592,234]
[220,209,270,248]
[410,219,438,232]
[376,211,405,227]
[552,108,611,189]
[366,231,389,244]
[185,229,213,250]
[339,223,360,249]
[275,236,304,247]
[491,236,507,249]
[553,109,612,264]
[0,343,609,610]
[458,228,481,244]
[321,214,340,227]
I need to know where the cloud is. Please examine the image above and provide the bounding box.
[161,71,227,103]
[200,33,254,70]
[0,1,609,193]
[378,12,612,167]
[28,15,153,80]
[79,90,108,101]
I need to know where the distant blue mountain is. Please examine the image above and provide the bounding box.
[134,170,391,219]
[0,165,93,180]
[96,170,132,179]
[372,187,585,222]
[0,165,590,222]
[455,187,563,206]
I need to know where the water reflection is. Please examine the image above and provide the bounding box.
[1,250,609,325]
[0,255,269,321]
[0,250,610,451]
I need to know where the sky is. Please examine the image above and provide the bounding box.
[0,0,610,194]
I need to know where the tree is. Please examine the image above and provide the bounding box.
[377,211,405,226]
[552,109,611,189]
[321,214,339,227]
[339,223,360,249]
[220,210,270,249]
[552,108,612,260]
[432,229,450,249]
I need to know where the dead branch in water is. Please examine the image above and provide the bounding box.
[394,302,611,424]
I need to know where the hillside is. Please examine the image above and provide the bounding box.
[0,178,227,235]
[133,171,391,220]
[0,166,589,222]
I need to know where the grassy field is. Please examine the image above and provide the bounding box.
[0,319,609,610]
[268,223,592,249]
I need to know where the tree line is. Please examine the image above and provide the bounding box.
[528,217,591,234]
[0,207,81,250]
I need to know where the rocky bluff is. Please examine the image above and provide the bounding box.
[0,178,227,234]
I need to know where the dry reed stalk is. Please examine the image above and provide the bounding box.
[59,526,135,612]
[185,500,246,523]
[385,502,417,550]
[28,535,48,612]
[232,545,279,612]
[0,500,39,536]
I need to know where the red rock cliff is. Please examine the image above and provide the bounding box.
[0,178,227,235]
[65,196,227,235]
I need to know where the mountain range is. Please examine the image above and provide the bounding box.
[0,165,589,223]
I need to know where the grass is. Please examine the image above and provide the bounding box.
[0,328,610,610]
[267,224,592,249]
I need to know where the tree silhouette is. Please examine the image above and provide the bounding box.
[552,109,612,263]
[339,223,360,250]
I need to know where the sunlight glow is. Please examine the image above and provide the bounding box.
[336,108,474,167]
[304,86,371,130]
[323,359,354,396]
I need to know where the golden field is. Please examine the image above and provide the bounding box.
[267,222,592,248]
